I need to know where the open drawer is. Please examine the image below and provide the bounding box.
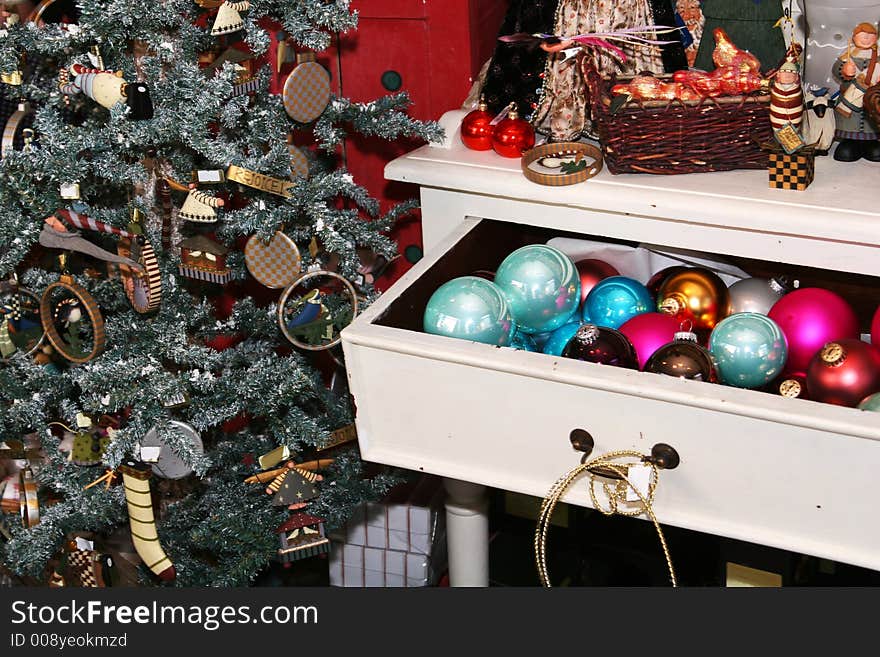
[341,218,880,572]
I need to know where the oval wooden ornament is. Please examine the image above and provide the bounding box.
[289,143,309,179]
[282,61,331,123]
[244,231,302,289]
[39,275,106,364]
[118,237,162,313]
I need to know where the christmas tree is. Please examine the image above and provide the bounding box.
[0,0,440,586]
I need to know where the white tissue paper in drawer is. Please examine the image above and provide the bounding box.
[548,237,750,287]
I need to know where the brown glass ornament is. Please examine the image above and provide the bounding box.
[561,324,637,369]
[769,374,809,400]
[657,267,730,340]
[645,330,717,382]
[806,339,880,407]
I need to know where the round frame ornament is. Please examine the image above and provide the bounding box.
[39,274,106,363]
[0,279,45,363]
[277,270,358,351]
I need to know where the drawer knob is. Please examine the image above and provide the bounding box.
[569,429,594,455]
[647,443,680,470]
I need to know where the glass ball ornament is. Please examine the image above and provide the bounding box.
[871,304,880,348]
[460,97,494,151]
[768,288,859,377]
[727,276,790,316]
[561,324,638,369]
[510,330,538,352]
[491,104,535,158]
[657,267,730,338]
[806,339,880,407]
[494,244,580,334]
[584,276,653,329]
[644,328,717,382]
[575,259,619,304]
[769,374,809,400]
[619,312,681,370]
[541,320,582,356]
[646,266,688,299]
[423,276,515,346]
[858,392,880,412]
[709,313,788,388]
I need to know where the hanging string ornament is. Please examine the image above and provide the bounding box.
[116,209,162,314]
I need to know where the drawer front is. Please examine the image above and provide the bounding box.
[342,218,880,571]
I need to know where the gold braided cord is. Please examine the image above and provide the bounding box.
[535,450,676,587]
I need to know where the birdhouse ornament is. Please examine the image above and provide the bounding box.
[275,513,330,565]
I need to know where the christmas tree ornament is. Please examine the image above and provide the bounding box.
[646,266,689,299]
[491,103,535,158]
[268,467,320,509]
[177,235,231,284]
[727,276,790,316]
[540,320,581,357]
[288,138,309,179]
[278,271,359,351]
[178,186,224,223]
[0,278,44,363]
[575,258,619,304]
[244,231,302,289]
[768,287,860,376]
[562,324,638,369]
[871,304,880,347]
[124,80,154,120]
[657,267,730,338]
[858,392,880,412]
[40,212,142,268]
[769,49,805,132]
[19,467,39,528]
[69,413,112,465]
[584,276,653,330]
[117,209,162,314]
[59,64,126,110]
[460,96,494,150]
[62,535,115,588]
[1,101,34,159]
[424,276,515,346]
[494,244,579,334]
[645,325,717,382]
[709,313,788,388]
[806,339,880,407]
[510,331,538,352]
[282,52,330,123]
[521,142,604,186]
[118,460,175,581]
[139,421,203,479]
[276,513,330,565]
[39,264,106,364]
[226,165,293,197]
[771,374,809,400]
[210,0,249,36]
[619,312,681,371]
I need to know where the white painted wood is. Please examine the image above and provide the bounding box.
[443,479,489,587]
[389,141,880,275]
[345,127,880,583]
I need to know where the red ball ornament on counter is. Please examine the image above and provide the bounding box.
[492,104,535,158]
[575,259,620,304]
[806,339,880,407]
[460,96,494,151]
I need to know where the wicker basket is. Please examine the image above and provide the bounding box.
[582,57,772,175]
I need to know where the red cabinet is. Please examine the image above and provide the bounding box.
[338,0,508,287]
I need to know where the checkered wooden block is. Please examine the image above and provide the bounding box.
[283,61,331,124]
[768,151,815,191]
[245,231,302,289]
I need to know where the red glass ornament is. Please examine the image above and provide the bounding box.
[872,304,880,347]
[575,259,619,304]
[460,97,494,151]
[561,324,638,369]
[806,339,880,407]
[492,105,535,158]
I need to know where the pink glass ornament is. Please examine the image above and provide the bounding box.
[619,312,682,371]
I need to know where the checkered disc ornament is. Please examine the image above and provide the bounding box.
[283,57,330,123]
[244,231,302,289]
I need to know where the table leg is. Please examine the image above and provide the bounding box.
[443,478,489,587]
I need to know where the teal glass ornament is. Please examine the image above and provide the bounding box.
[584,276,652,329]
[542,320,582,356]
[423,276,515,346]
[859,393,880,412]
[494,244,580,335]
[510,331,538,352]
[709,312,788,388]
